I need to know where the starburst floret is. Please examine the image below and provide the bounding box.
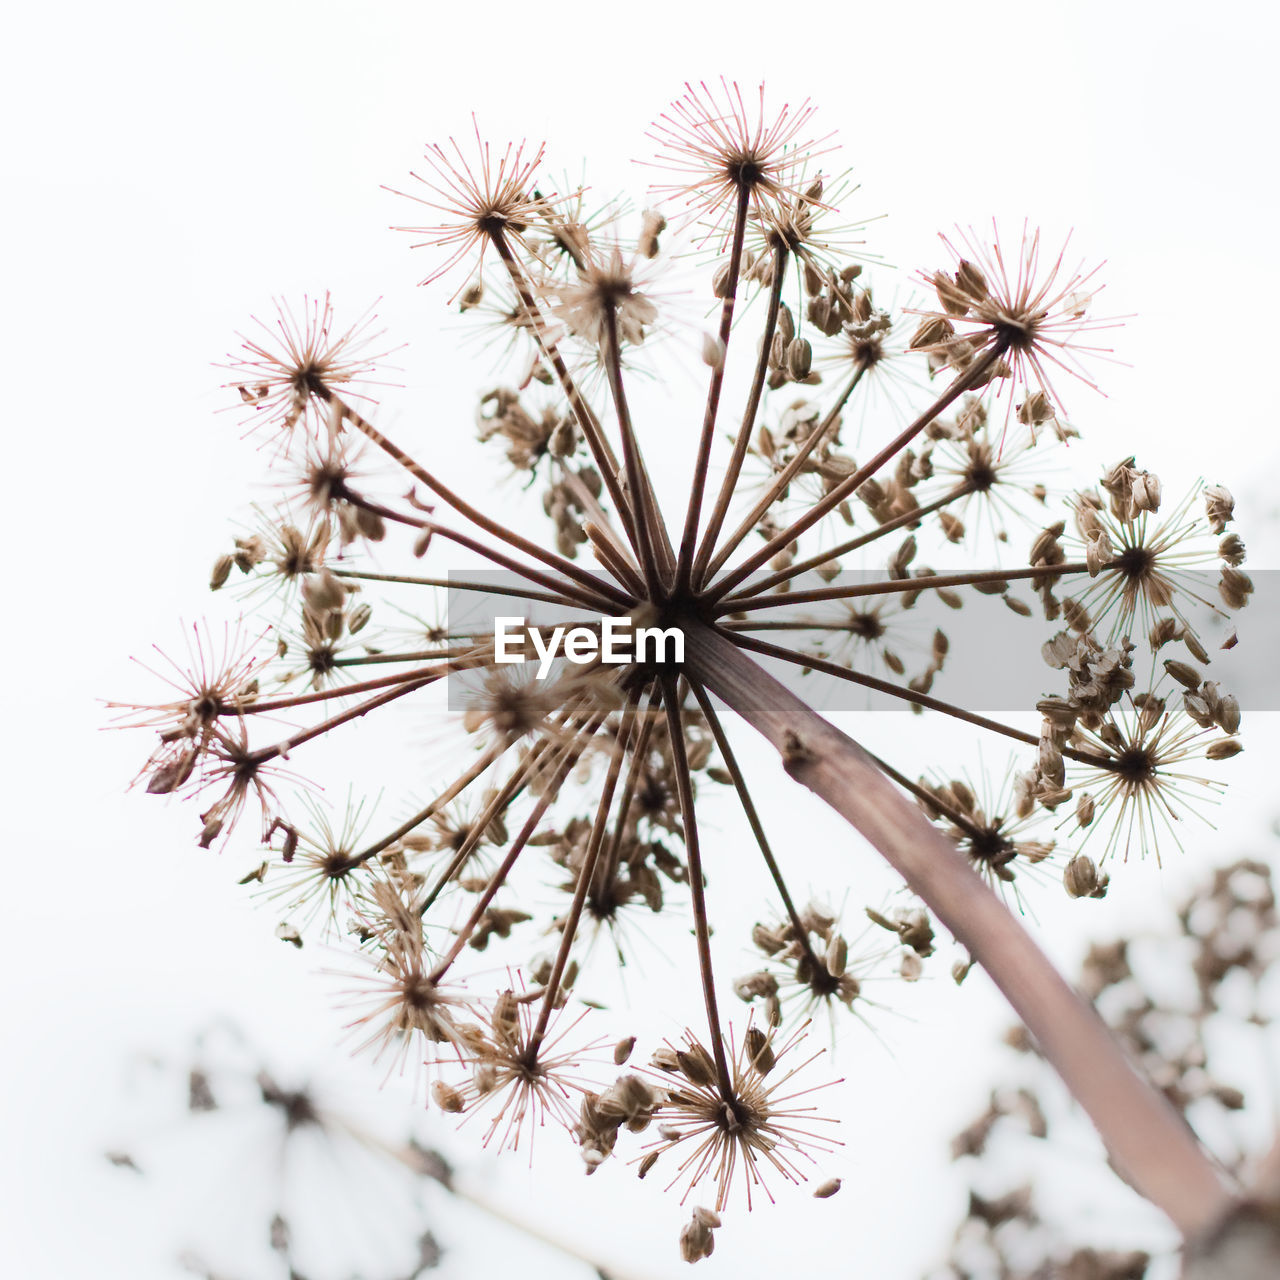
[1062,469,1240,644]
[1065,687,1240,863]
[643,1023,840,1212]
[908,223,1116,428]
[545,241,660,350]
[394,123,552,292]
[344,932,483,1072]
[916,771,1057,900]
[450,993,600,1155]
[647,80,833,241]
[223,294,388,445]
[116,620,266,758]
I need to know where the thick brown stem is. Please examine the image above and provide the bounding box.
[681,618,1230,1239]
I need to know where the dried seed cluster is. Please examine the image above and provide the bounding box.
[120,82,1251,1260]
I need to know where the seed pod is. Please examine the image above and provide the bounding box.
[676,1047,717,1088]
[1038,738,1065,787]
[711,260,736,300]
[1075,792,1096,828]
[785,337,812,381]
[210,554,234,590]
[458,280,484,312]
[1004,594,1032,617]
[824,933,848,978]
[1163,658,1201,690]
[1017,390,1053,426]
[492,990,520,1048]
[355,505,386,542]
[751,922,788,955]
[347,602,372,634]
[776,302,795,345]
[147,748,196,794]
[1206,738,1243,760]
[650,1046,681,1072]
[1130,470,1162,514]
[932,270,969,315]
[549,418,577,458]
[1219,533,1246,566]
[909,315,954,349]
[764,994,782,1027]
[954,258,988,300]
[1064,853,1100,899]
[637,208,666,259]
[1149,617,1180,649]
[813,1178,843,1199]
[274,922,303,949]
[431,1081,464,1114]
[701,332,726,371]
[899,951,923,982]
[1204,484,1235,533]
[1216,693,1241,734]
[613,1036,636,1066]
[1085,535,1110,577]
[301,569,345,615]
[1219,567,1253,609]
[733,971,779,1001]
[1182,630,1210,664]
[745,1027,775,1075]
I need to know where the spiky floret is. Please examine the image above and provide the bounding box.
[908,222,1117,426]
[1065,476,1231,644]
[393,123,553,292]
[449,993,599,1157]
[1066,692,1236,864]
[647,79,833,242]
[222,294,389,446]
[644,1023,840,1212]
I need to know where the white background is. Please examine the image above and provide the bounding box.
[4,2,1279,1277]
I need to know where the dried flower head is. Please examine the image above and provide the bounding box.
[909,223,1117,433]
[644,1023,840,1213]
[223,294,389,446]
[123,82,1254,1261]
[647,80,832,241]
[393,123,553,292]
